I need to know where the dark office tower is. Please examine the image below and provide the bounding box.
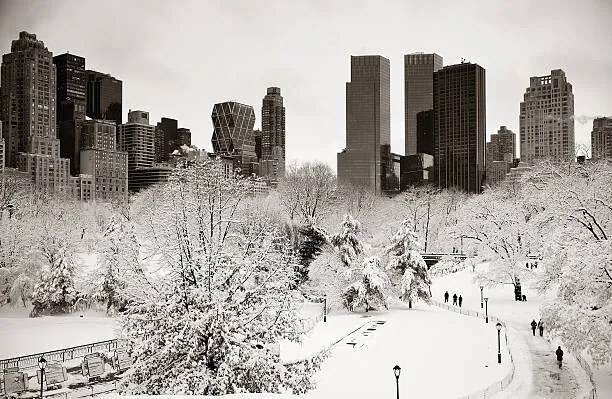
[405,53,443,156]
[592,117,612,160]
[337,55,391,194]
[416,109,434,156]
[154,117,178,162]
[520,69,574,163]
[177,128,191,147]
[260,87,286,182]
[86,70,122,126]
[54,53,86,122]
[433,62,486,194]
[253,129,262,160]
[0,32,72,193]
[54,53,86,174]
[211,101,257,175]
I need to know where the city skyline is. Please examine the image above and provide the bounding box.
[1,0,611,169]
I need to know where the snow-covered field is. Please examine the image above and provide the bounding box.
[0,307,118,359]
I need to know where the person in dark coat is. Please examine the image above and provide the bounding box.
[444,291,449,303]
[452,293,458,306]
[458,295,463,307]
[538,319,544,336]
[530,319,537,336]
[556,346,564,369]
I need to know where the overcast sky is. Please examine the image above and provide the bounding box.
[1,0,611,168]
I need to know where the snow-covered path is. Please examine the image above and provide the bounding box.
[431,266,591,399]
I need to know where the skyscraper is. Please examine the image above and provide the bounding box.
[433,62,486,193]
[176,128,191,148]
[337,55,391,194]
[591,117,612,160]
[0,121,4,171]
[80,119,128,202]
[0,32,72,194]
[416,109,434,156]
[155,117,178,162]
[404,53,443,155]
[54,53,86,174]
[260,87,286,183]
[519,69,575,163]
[86,70,122,126]
[211,101,257,176]
[118,110,155,191]
[485,126,516,186]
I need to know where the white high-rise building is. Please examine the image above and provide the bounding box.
[519,69,575,163]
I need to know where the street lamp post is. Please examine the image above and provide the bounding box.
[323,294,327,323]
[484,297,489,323]
[393,365,401,399]
[496,322,502,364]
[38,356,47,399]
[480,286,484,308]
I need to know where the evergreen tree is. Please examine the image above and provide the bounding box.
[296,224,328,285]
[92,217,140,314]
[342,256,388,311]
[386,219,431,307]
[30,244,77,316]
[330,214,363,267]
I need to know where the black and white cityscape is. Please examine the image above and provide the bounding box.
[0,1,610,398]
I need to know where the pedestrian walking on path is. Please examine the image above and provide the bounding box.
[452,293,458,306]
[444,291,449,303]
[531,319,537,336]
[538,319,544,336]
[458,295,463,307]
[556,346,564,369]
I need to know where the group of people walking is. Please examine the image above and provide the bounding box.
[444,291,463,307]
[531,319,564,369]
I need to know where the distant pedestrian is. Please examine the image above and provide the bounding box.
[538,319,544,336]
[522,294,527,302]
[444,291,449,303]
[458,295,463,307]
[452,293,458,306]
[556,346,564,369]
[530,319,537,336]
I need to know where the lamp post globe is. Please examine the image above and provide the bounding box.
[496,322,502,364]
[38,356,47,399]
[393,365,401,399]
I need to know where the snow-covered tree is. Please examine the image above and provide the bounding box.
[386,219,431,307]
[90,217,141,314]
[527,161,612,365]
[342,256,388,312]
[453,185,543,296]
[330,215,363,267]
[30,243,77,316]
[119,160,323,394]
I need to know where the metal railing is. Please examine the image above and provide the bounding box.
[0,339,120,371]
[431,300,516,399]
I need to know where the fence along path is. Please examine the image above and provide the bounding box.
[430,300,516,399]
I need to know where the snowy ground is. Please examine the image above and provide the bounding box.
[0,307,118,359]
[431,265,604,399]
